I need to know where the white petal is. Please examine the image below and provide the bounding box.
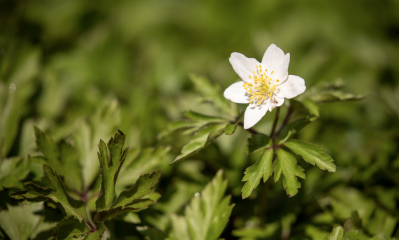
[269,96,285,111]
[229,52,260,83]
[261,44,290,81]
[244,102,270,129]
[223,81,249,103]
[276,75,306,99]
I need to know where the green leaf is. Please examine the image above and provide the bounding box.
[184,111,227,122]
[247,133,272,154]
[73,100,120,190]
[278,116,317,144]
[167,170,234,240]
[0,157,30,190]
[33,127,83,192]
[0,202,43,240]
[159,111,227,139]
[171,123,226,164]
[96,130,128,212]
[273,149,305,197]
[0,48,39,158]
[10,165,90,223]
[242,148,274,199]
[53,216,91,240]
[85,222,106,240]
[309,90,364,103]
[189,74,232,116]
[284,140,336,172]
[117,146,170,187]
[224,123,237,135]
[297,79,364,104]
[302,99,320,117]
[94,171,161,222]
[325,226,344,240]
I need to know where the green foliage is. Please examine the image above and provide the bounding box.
[172,123,227,164]
[53,216,90,240]
[273,149,306,197]
[11,164,89,222]
[0,157,30,190]
[0,202,42,240]
[284,139,336,172]
[10,130,161,239]
[33,127,83,192]
[0,0,397,239]
[242,148,274,198]
[96,130,128,212]
[94,171,161,222]
[189,74,233,116]
[247,133,272,154]
[167,170,234,240]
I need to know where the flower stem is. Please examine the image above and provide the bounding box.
[270,107,280,139]
[274,105,293,140]
[238,122,259,135]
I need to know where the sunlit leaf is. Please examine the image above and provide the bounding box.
[0,202,43,240]
[224,123,237,135]
[242,148,273,199]
[171,123,226,164]
[284,139,336,172]
[73,100,120,190]
[167,170,234,240]
[273,149,305,197]
[302,99,320,117]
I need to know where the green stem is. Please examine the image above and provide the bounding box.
[274,105,293,141]
[270,107,280,139]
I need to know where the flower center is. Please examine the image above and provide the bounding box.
[243,65,280,105]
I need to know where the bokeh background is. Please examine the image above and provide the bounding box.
[0,0,398,239]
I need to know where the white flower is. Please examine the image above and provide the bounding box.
[224,44,306,129]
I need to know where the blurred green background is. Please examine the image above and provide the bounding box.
[0,0,398,239]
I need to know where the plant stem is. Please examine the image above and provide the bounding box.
[274,105,293,140]
[238,122,259,135]
[270,107,280,139]
[85,220,97,232]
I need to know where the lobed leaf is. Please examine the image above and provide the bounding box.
[10,165,89,223]
[167,170,234,240]
[33,127,83,192]
[0,202,43,240]
[94,171,160,222]
[284,139,336,172]
[73,100,121,190]
[0,157,30,190]
[273,149,305,197]
[117,146,170,187]
[53,216,91,240]
[171,123,226,164]
[159,111,227,139]
[242,148,274,199]
[96,130,128,212]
